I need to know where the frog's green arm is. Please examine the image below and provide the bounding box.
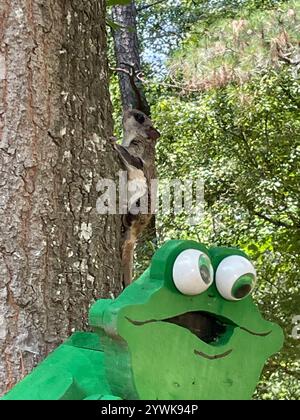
[1,332,114,401]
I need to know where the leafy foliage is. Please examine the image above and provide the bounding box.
[170,1,300,90]
[107,0,132,7]
[149,68,300,399]
[136,0,292,70]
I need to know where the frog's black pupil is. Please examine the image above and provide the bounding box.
[134,113,145,124]
[234,284,252,299]
[200,266,210,284]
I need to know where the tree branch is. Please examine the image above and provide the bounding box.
[279,54,300,66]
[137,0,166,12]
[253,211,293,229]
[110,63,146,111]
[110,65,201,93]
[277,47,300,66]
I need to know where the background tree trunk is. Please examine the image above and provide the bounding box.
[111,2,157,279]
[111,1,150,115]
[0,0,122,395]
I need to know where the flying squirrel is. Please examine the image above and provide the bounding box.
[111,109,160,287]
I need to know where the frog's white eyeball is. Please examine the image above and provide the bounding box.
[172,249,214,296]
[216,255,256,301]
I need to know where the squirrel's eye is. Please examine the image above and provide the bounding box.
[172,249,214,296]
[134,113,145,124]
[216,255,256,301]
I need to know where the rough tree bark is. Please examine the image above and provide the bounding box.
[0,0,122,395]
[111,1,150,115]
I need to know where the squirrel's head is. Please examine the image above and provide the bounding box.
[122,109,160,147]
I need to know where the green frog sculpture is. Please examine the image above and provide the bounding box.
[2,240,284,400]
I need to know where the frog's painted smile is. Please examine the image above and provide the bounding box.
[89,239,284,400]
[126,311,234,359]
[126,309,272,360]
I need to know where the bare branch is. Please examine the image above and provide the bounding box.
[135,70,201,93]
[276,43,300,66]
[277,51,300,66]
[137,0,166,13]
[110,64,211,95]
[110,63,145,111]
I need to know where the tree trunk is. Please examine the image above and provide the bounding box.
[111,1,156,279]
[0,0,122,396]
[111,1,150,115]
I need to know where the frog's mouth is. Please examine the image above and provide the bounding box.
[126,311,271,360]
[126,311,233,344]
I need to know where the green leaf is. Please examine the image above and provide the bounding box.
[106,18,123,31]
[107,0,131,6]
[106,18,135,32]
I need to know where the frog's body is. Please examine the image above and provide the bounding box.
[2,240,284,400]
